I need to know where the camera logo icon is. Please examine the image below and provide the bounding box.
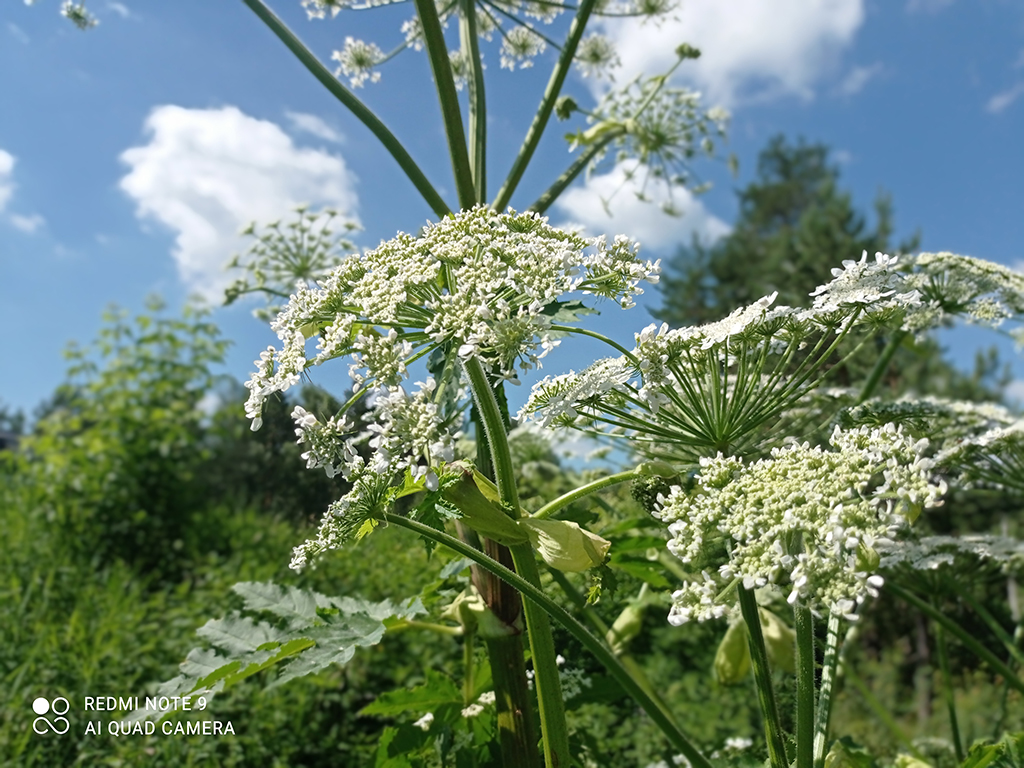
[32,697,70,735]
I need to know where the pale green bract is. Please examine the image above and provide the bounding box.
[654,424,946,624]
[520,252,923,460]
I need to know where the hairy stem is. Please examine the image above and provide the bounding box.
[413,0,477,209]
[492,0,598,210]
[532,469,637,519]
[812,613,842,768]
[241,0,451,218]
[459,0,487,203]
[738,588,789,768]
[794,605,815,768]
[528,130,623,215]
[381,512,714,768]
[486,634,542,768]
[465,356,570,768]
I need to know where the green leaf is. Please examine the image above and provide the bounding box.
[714,620,751,685]
[542,299,599,325]
[824,737,879,768]
[149,584,425,706]
[361,669,463,716]
[520,518,611,572]
[196,613,288,655]
[232,581,320,629]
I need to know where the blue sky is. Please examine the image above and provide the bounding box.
[2,0,1023,421]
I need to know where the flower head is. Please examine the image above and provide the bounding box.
[655,424,944,623]
[332,37,385,87]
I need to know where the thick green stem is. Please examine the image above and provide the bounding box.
[464,357,570,767]
[794,605,815,768]
[380,512,714,768]
[532,469,637,519]
[459,0,487,203]
[528,131,623,215]
[492,0,598,210]
[738,588,790,768]
[413,0,477,210]
[812,613,842,768]
[934,621,964,762]
[886,582,1024,697]
[856,330,907,404]
[509,543,571,768]
[486,634,543,768]
[465,357,521,511]
[241,0,451,219]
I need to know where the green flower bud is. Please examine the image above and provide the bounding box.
[441,587,520,639]
[520,519,611,572]
[555,96,578,121]
[714,620,751,685]
[440,471,529,546]
[855,543,881,573]
[760,608,796,674]
[606,603,645,656]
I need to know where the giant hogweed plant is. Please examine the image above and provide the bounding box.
[56,1,1024,766]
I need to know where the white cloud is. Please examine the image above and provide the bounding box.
[595,0,865,106]
[553,163,730,253]
[0,150,14,212]
[10,213,45,233]
[986,83,1024,114]
[838,63,883,96]
[119,105,359,297]
[285,111,344,144]
[106,2,131,18]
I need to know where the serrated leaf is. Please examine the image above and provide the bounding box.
[197,613,288,654]
[232,582,319,629]
[541,299,599,325]
[360,670,462,716]
[439,557,474,579]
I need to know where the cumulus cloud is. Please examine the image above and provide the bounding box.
[838,63,884,96]
[594,0,865,106]
[285,111,344,144]
[119,105,359,297]
[553,163,730,253]
[986,83,1024,114]
[10,213,45,233]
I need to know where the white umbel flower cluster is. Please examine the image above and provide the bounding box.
[521,253,922,460]
[246,206,653,430]
[332,37,386,87]
[904,252,1024,335]
[653,424,945,624]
